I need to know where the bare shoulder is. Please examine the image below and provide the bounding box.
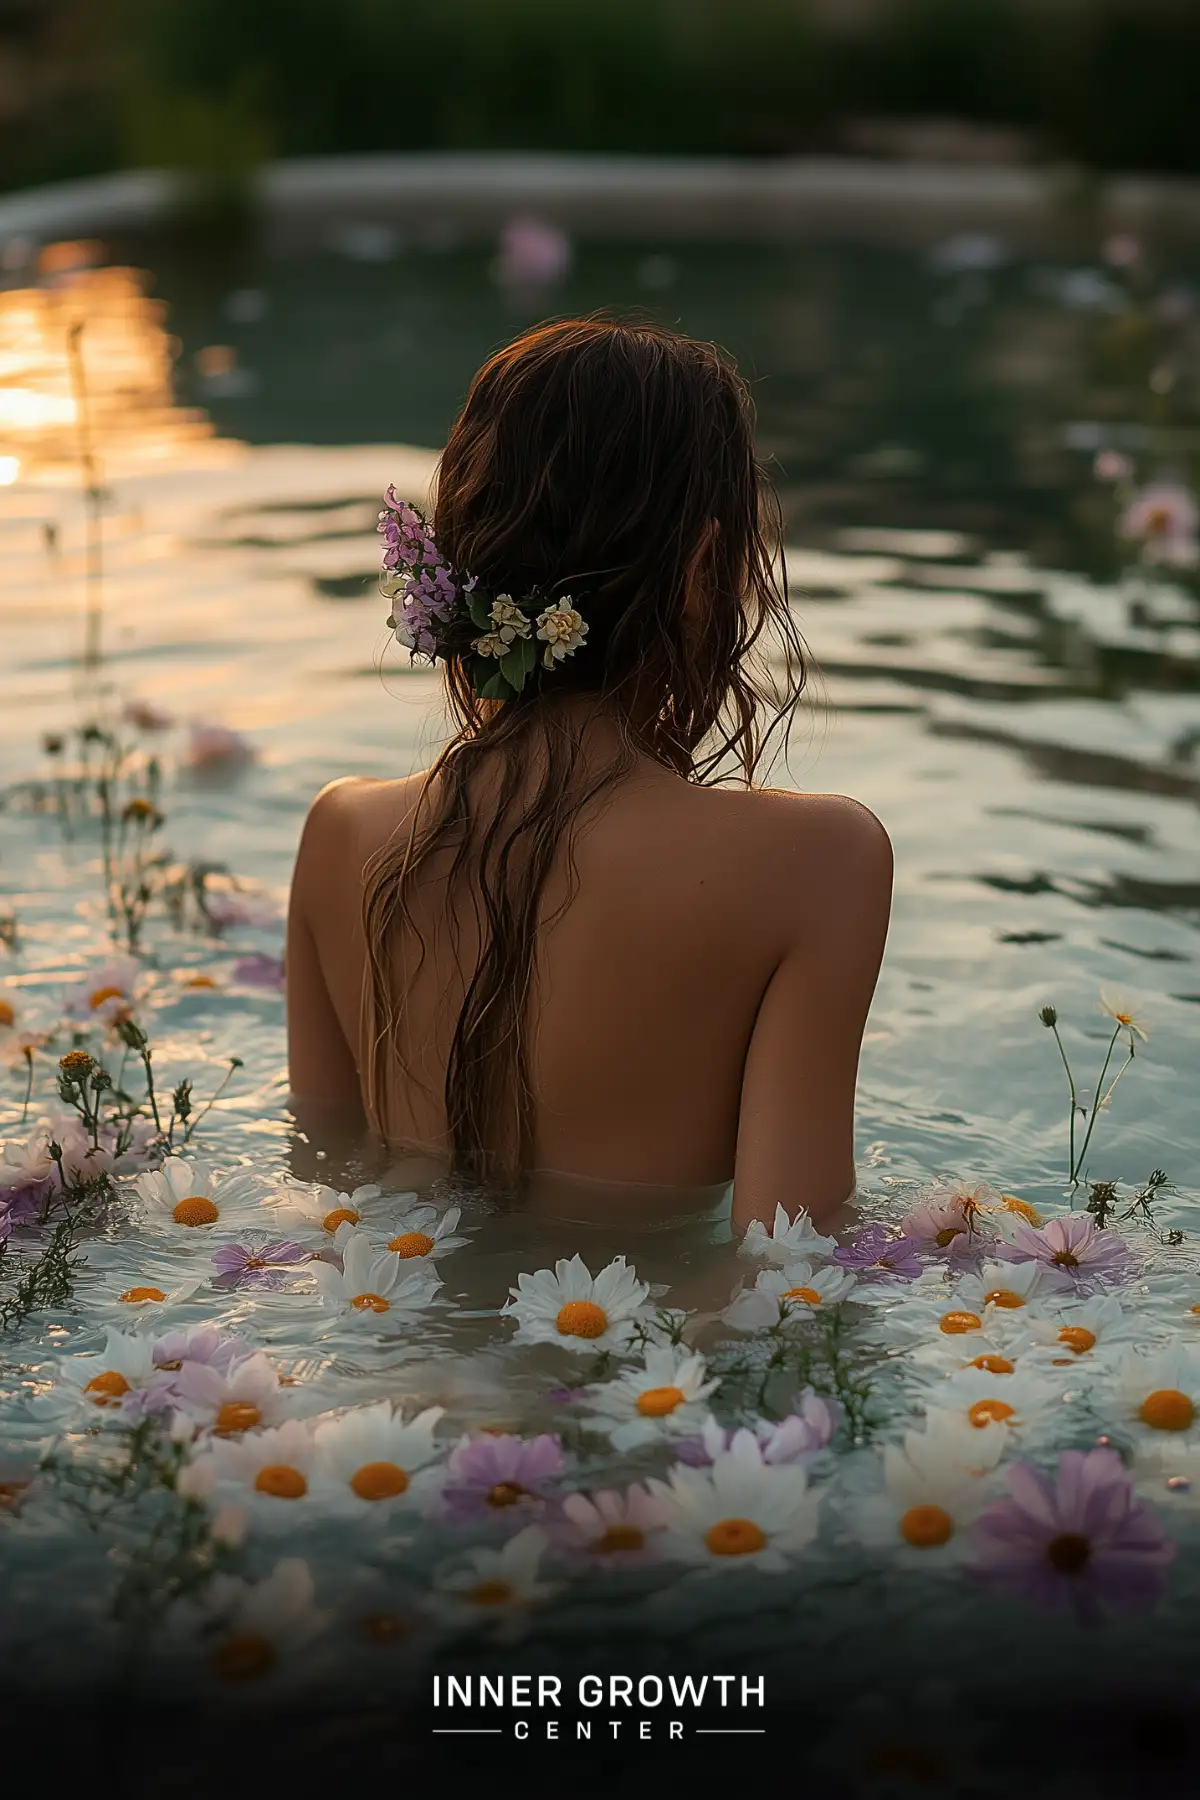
[296,772,428,876]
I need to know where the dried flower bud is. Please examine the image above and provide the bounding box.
[1038,1005,1058,1027]
[123,797,159,825]
[58,1049,94,1078]
[42,734,64,756]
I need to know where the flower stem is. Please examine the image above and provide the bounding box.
[1072,1024,1123,1186]
[1049,1022,1079,1189]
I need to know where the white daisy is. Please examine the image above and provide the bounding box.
[850,1426,996,1565]
[190,1559,327,1685]
[181,1419,318,1525]
[1023,1294,1147,1368]
[62,955,144,1027]
[580,1347,719,1450]
[1112,1344,1200,1440]
[722,1262,857,1331]
[172,1351,292,1438]
[424,1524,561,1642]
[82,1258,206,1316]
[738,1204,837,1266]
[647,1429,821,1574]
[335,1200,470,1261]
[133,1156,263,1237]
[1130,1440,1200,1513]
[501,1254,651,1353]
[919,1365,1066,1443]
[311,1228,442,1318]
[313,1400,445,1514]
[40,1327,163,1418]
[270,1180,394,1240]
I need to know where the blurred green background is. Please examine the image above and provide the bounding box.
[3,0,1200,194]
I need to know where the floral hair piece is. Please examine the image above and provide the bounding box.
[377,489,588,702]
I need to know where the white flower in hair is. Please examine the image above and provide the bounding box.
[535,597,588,667]
[472,631,508,659]
[489,596,532,642]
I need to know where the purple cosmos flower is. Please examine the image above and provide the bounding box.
[675,1389,840,1468]
[438,1432,564,1526]
[151,1325,250,1377]
[833,1222,924,1282]
[212,1239,307,1290]
[970,1449,1175,1628]
[1003,1215,1135,1294]
[232,953,285,990]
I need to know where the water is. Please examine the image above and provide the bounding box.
[1,228,1200,1788]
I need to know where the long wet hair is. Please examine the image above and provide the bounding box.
[363,317,807,1188]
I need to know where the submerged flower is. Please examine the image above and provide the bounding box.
[380,1201,470,1261]
[48,1328,163,1417]
[901,1181,1001,1258]
[172,1350,290,1437]
[923,1365,1064,1443]
[648,1430,821,1574]
[1002,1214,1135,1293]
[438,1432,564,1526]
[970,1449,1175,1625]
[833,1223,924,1283]
[212,1238,309,1289]
[580,1346,719,1450]
[722,1261,856,1330]
[1113,1345,1200,1439]
[852,1426,995,1564]
[738,1203,837,1266]
[313,1401,445,1514]
[501,1254,651,1353]
[182,1419,318,1525]
[676,1390,839,1468]
[425,1524,561,1643]
[554,1483,670,1565]
[272,1180,390,1239]
[189,1559,326,1683]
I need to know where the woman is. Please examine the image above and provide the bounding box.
[287,319,891,1232]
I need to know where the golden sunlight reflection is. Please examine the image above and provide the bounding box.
[0,250,238,484]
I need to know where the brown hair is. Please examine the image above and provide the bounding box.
[363,317,806,1188]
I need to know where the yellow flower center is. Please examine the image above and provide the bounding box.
[555,1300,608,1338]
[468,1581,514,1606]
[0,1480,29,1509]
[1003,1196,1043,1225]
[1057,1327,1097,1355]
[173,1194,219,1226]
[984,1289,1025,1309]
[594,1524,645,1553]
[1145,507,1172,536]
[214,1401,261,1436]
[1046,1532,1091,1574]
[968,1398,1015,1428]
[185,975,218,989]
[1139,1389,1195,1432]
[705,1518,767,1556]
[350,1292,390,1313]
[211,1632,275,1681]
[88,984,125,1010]
[899,1504,954,1548]
[783,1286,823,1305]
[85,1370,130,1404]
[323,1207,360,1233]
[970,1354,1014,1374]
[1051,1250,1080,1269]
[0,1000,14,1027]
[388,1230,435,1258]
[119,1285,166,1304]
[254,1463,308,1499]
[934,1227,962,1248]
[939,1311,982,1335]
[486,1481,527,1508]
[636,1385,686,1417]
[350,1461,410,1501]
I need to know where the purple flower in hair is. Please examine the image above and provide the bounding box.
[212,1238,308,1290]
[438,1432,564,1526]
[970,1449,1175,1627]
[833,1221,924,1282]
[1002,1214,1135,1294]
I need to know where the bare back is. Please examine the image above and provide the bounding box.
[287,752,892,1231]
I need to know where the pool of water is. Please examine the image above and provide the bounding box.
[1,227,1200,1787]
